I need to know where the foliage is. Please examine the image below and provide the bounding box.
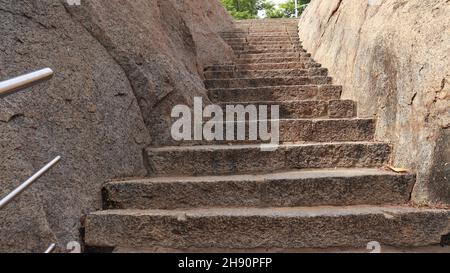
[220,0,311,20]
[220,0,263,19]
[265,0,311,19]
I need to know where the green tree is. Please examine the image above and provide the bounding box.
[220,0,263,19]
[278,0,296,18]
[220,0,311,20]
[265,0,311,18]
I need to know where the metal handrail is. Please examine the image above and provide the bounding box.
[0,156,61,253]
[1,68,59,253]
[0,68,53,98]
[0,156,61,210]
[44,244,56,254]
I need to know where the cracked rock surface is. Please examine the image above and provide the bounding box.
[0,0,233,252]
[298,0,450,204]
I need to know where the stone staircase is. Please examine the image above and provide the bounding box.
[84,19,450,252]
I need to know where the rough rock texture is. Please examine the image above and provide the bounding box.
[67,0,234,146]
[0,0,233,252]
[298,0,450,204]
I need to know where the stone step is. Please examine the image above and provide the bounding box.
[236,43,300,48]
[237,52,311,59]
[229,28,298,37]
[229,44,302,51]
[236,24,299,28]
[236,19,299,25]
[228,42,302,50]
[224,37,298,43]
[235,48,298,54]
[228,40,302,46]
[237,52,301,59]
[205,76,332,89]
[243,25,298,29]
[225,35,297,39]
[145,142,391,176]
[85,206,450,249]
[220,32,298,38]
[112,245,450,253]
[103,169,415,210]
[236,25,299,28]
[209,85,342,103]
[237,46,301,52]
[204,62,321,72]
[236,57,313,64]
[242,22,298,26]
[235,31,298,36]
[204,68,328,79]
[175,118,374,145]
[246,35,300,40]
[217,100,356,119]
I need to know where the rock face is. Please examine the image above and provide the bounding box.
[67,0,235,146]
[298,0,450,204]
[0,0,233,252]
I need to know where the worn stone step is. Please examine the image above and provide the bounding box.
[240,43,300,48]
[103,169,415,210]
[223,37,297,42]
[239,62,318,70]
[245,35,300,40]
[236,57,313,64]
[112,245,450,253]
[85,206,450,249]
[237,29,299,35]
[233,29,299,35]
[233,25,298,29]
[235,48,298,54]
[218,100,356,119]
[237,52,312,59]
[239,46,301,52]
[236,19,299,25]
[236,25,299,30]
[228,40,301,47]
[229,44,302,51]
[237,25,299,28]
[209,85,342,103]
[204,68,328,79]
[220,32,298,38]
[236,24,299,28]
[232,34,299,39]
[205,62,321,72]
[226,35,297,39]
[175,118,374,145]
[228,42,302,50]
[224,37,298,43]
[146,142,391,176]
[205,76,332,89]
[237,52,301,59]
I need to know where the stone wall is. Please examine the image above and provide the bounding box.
[0,0,233,252]
[298,0,450,204]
